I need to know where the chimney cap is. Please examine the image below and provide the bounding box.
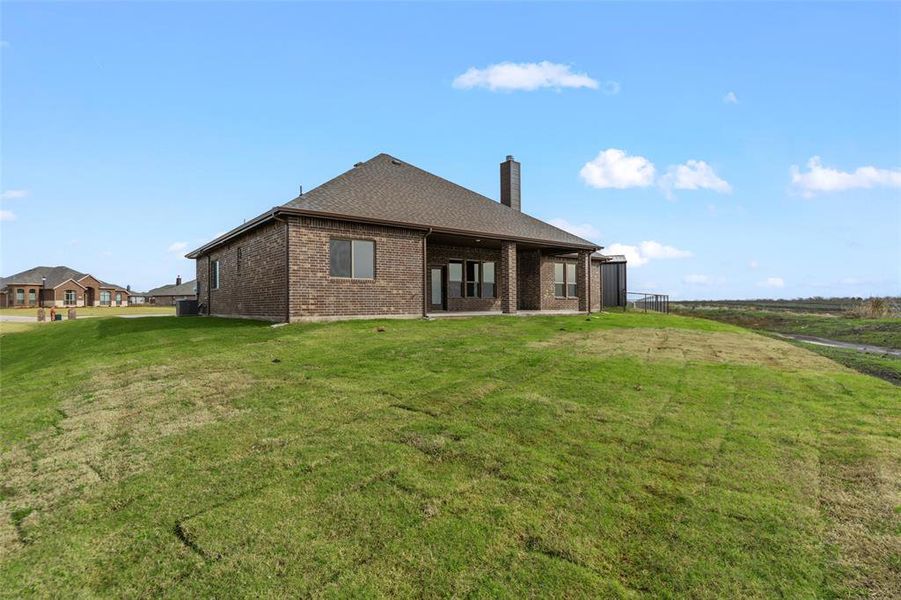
[506,155,515,161]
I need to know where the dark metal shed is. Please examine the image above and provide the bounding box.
[601,255,627,308]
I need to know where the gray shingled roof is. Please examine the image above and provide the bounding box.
[0,266,128,290]
[145,279,197,297]
[283,154,597,249]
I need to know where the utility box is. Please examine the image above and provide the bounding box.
[68,308,77,320]
[176,299,199,317]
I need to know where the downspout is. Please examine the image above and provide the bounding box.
[587,253,592,315]
[422,228,433,317]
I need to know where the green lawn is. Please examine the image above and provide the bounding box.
[0,305,175,318]
[1,313,898,597]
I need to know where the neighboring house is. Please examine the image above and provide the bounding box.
[187,154,609,322]
[144,277,197,306]
[0,266,130,308]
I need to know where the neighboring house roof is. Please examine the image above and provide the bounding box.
[601,254,627,263]
[146,279,197,297]
[188,153,599,258]
[0,266,129,291]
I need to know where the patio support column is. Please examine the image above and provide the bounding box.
[500,241,517,313]
[577,250,591,312]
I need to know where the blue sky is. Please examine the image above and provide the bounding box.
[2,2,899,298]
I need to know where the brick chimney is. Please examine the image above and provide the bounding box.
[500,155,521,211]
[176,275,182,286]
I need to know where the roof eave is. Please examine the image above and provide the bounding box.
[186,206,600,258]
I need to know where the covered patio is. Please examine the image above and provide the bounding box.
[423,232,598,316]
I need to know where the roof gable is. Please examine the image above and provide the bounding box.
[0,266,128,291]
[283,154,597,249]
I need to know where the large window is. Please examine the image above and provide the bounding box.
[448,261,463,299]
[115,292,122,306]
[65,290,77,305]
[554,262,578,298]
[100,290,111,305]
[211,259,220,289]
[16,288,24,304]
[28,289,36,304]
[330,239,375,279]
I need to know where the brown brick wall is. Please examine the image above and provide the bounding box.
[538,255,580,311]
[196,219,288,321]
[499,242,517,313]
[427,242,502,312]
[516,249,541,310]
[290,217,424,319]
[591,261,602,312]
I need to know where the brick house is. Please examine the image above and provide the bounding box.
[143,276,198,306]
[0,266,130,308]
[187,154,610,322]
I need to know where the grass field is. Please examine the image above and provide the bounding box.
[0,305,175,318]
[1,314,899,597]
[672,303,901,385]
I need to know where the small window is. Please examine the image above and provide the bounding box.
[65,290,77,305]
[236,247,242,274]
[211,259,220,290]
[566,263,577,298]
[330,239,374,279]
[465,261,480,298]
[448,261,463,299]
[554,263,565,297]
[16,288,24,303]
[28,289,36,304]
[482,262,495,298]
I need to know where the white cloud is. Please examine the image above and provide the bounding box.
[167,241,188,253]
[758,277,785,288]
[723,91,738,104]
[0,210,16,222]
[453,61,600,92]
[547,218,601,241]
[580,150,730,197]
[748,259,759,270]
[683,274,712,285]
[790,156,901,197]
[0,189,28,201]
[659,160,731,199]
[580,149,656,189]
[605,240,692,268]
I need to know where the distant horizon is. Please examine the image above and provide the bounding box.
[2,2,899,298]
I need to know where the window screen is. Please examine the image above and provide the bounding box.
[465,261,480,298]
[330,240,351,277]
[566,263,577,297]
[554,263,565,297]
[448,261,463,298]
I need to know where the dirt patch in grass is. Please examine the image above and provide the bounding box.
[532,327,846,372]
[819,444,901,598]
[0,364,251,558]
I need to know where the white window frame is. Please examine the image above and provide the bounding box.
[211,259,220,290]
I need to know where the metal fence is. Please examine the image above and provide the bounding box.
[626,292,670,314]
